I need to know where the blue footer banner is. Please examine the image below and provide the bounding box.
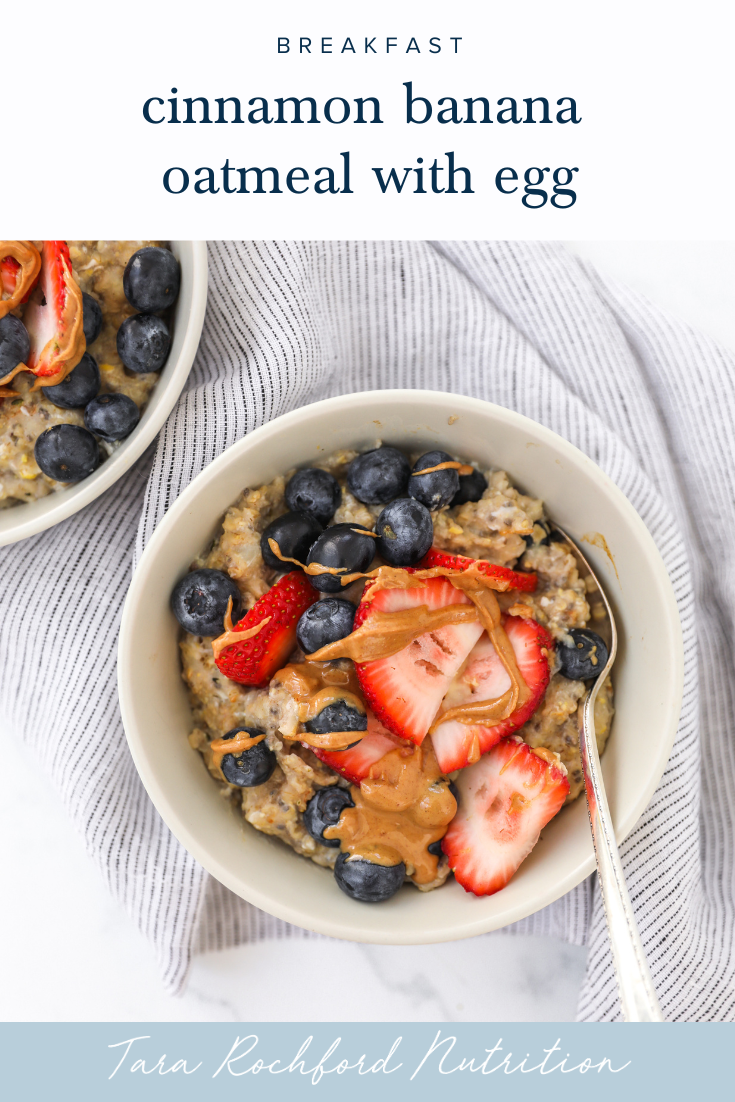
[0,1022,729,1100]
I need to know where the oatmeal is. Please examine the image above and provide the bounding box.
[174,444,614,902]
[0,240,178,507]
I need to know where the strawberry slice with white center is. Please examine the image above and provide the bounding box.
[22,241,85,387]
[309,710,404,784]
[354,576,484,745]
[431,615,554,773]
[443,736,569,896]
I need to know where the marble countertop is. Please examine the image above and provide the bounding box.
[2,241,732,1023]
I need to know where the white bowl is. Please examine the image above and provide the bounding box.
[0,241,208,547]
[119,391,683,944]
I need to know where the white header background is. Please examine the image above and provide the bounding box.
[6,0,734,239]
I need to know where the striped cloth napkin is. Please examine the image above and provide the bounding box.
[2,241,732,1021]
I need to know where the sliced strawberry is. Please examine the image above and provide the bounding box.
[0,241,41,319]
[21,241,85,387]
[431,615,554,773]
[443,736,569,896]
[1,256,20,296]
[309,709,404,784]
[215,571,318,686]
[419,546,537,593]
[353,576,484,745]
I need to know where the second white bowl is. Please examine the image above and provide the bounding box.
[0,241,208,547]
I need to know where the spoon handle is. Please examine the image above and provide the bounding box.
[578,690,663,1022]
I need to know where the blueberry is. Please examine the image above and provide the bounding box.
[84,393,140,441]
[171,568,242,636]
[123,246,181,313]
[219,727,276,787]
[34,424,99,482]
[334,853,406,903]
[285,468,341,525]
[297,598,356,654]
[427,840,443,857]
[347,446,411,505]
[41,353,100,409]
[306,699,367,736]
[303,787,354,846]
[81,292,103,346]
[261,511,323,571]
[117,313,171,374]
[558,629,609,681]
[409,451,460,511]
[306,523,376,593]
[451,467,488,506]
[0,315,30,376]
[376,498,433,567]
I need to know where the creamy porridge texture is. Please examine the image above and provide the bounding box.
[174,444,614,903]
[0,240,178,507]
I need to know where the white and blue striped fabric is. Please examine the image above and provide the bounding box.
[2,242,732,1020]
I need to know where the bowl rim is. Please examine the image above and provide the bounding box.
[119,389,684,942]
[0,241,208,547]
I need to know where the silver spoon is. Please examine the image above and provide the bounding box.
[551,525,663,1022]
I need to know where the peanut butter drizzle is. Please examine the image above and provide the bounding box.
[307,562,531,731]
[267,538,368,586]
[436,564,531,727]
[209,730,266,770]
[272,660,367,751]
[211,596,270,659]
[0,241,41,321]
[306,603,479,664]
[411,460,474,477]
[325,740,456,883]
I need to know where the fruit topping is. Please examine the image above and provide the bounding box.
[334,852,406,902]
[305,698,367,737]
[285,468,341,525]
[34,424,99,482]
[306,523,377,593]
[296,597,356,653]
[0,241,41,319]
[353,576,484,744]
[217,727,276,787]
[123,246,181,313]
[347,445,411,504]
[213,570,318,685]
[558,627,609,680]
[451,466,488,506]
[171,568,242,636]
[42,352,100,409]
[308,710,404,783]
[116,313,171,373]
[303,787,355,846]
[261,511,323,571]
[0,315,30,387]
[419,546,538,592]
[431,614,554,772]
[443,736,569,895]
[409,450,461,510]
[84,393,140,441]
[15,242,85,389]
[81,292,103,346]
[375,497,433,566]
